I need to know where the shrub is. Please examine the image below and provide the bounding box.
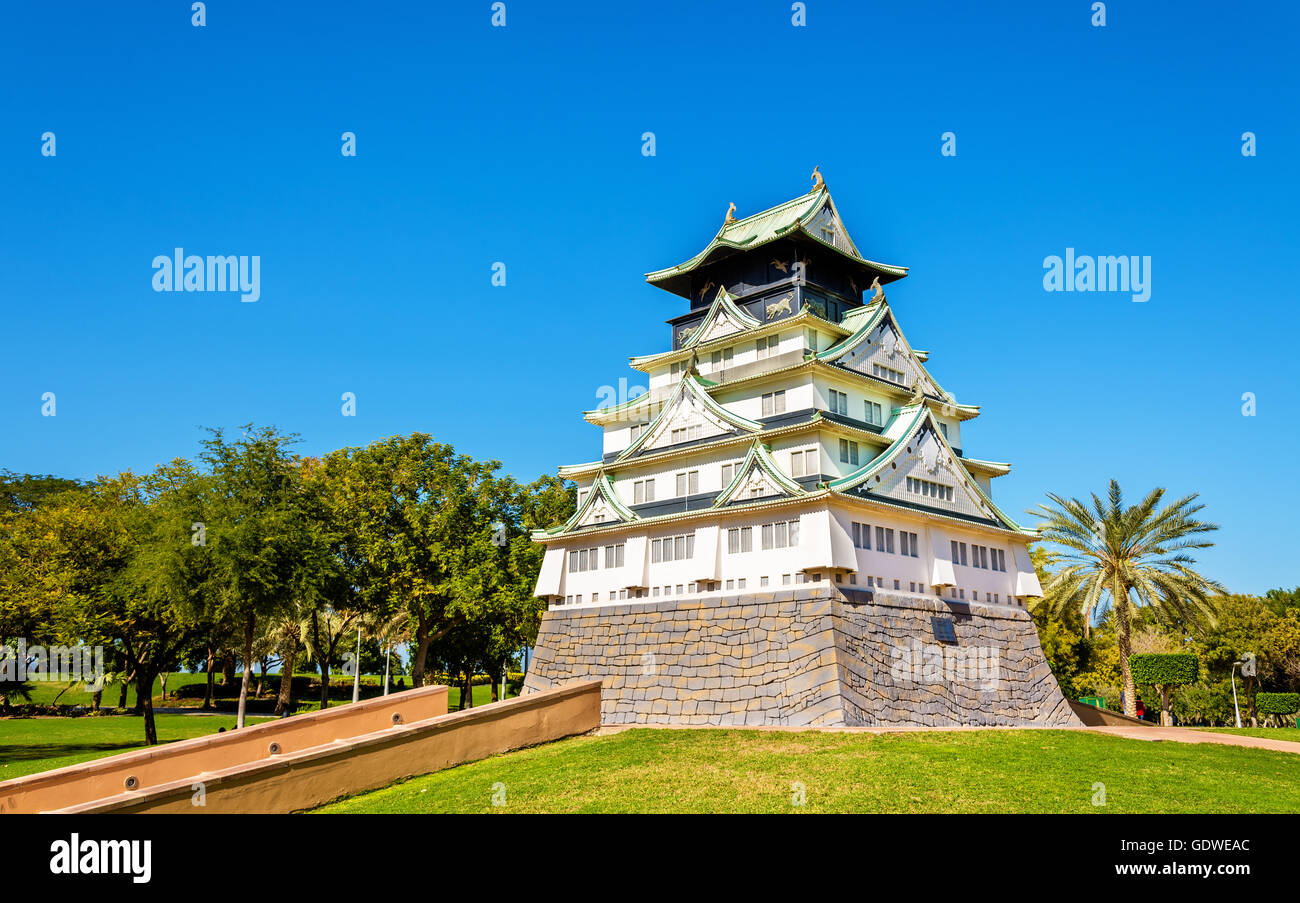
[1129,653,1199,687]
[1256,692,1300,716]
[1130,653,1199,726]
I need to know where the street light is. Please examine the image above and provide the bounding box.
[1231,661,1244,728]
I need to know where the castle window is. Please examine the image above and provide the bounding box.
[633,479,655,504]
[838,439,859,465]
[630,422,649,441]
[909,477,953,502]
[727,526,753,554]
[710,347,734,370]
[939,422,949,438]
[761,390,786,417]
[829,389,849,416]
[761,576,769,587]
[604,544,625,568]
[757,335,780,360]
[721,462,735,485]
[851,521,872,549]
[790,449,805,478]
[675,470,699,497]
[738,578,746,589]
[899,531,919,557]
[760,519,800,550]
[864,401,883,425]
[876,526,895,554]
[872,363,905,385]
[805,328,818,352]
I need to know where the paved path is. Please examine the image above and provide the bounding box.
[1087,725,1300,754]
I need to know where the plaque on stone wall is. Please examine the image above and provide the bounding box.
[931,616,957,644]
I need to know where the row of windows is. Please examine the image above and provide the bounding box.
[568,547,599,572]
[726,526,753,554]
[651,533,696,562]
[567,543,626,572]
[761,519,800,550]
[561,583,1012,608]
[908,477,954,501]
[850,522,920,558]
[872,362,905,384]
[952,541,1007,572]
[828,390,886,429]
[669,424,704,444]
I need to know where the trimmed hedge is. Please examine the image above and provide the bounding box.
[1129,653,1198,686]
[1256,692,1300,715]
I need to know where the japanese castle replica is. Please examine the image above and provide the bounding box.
[523,172,1078,728]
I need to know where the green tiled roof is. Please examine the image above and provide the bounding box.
[616,372,763,461]
[827,403,1030,534]
[645,186,907,289]
[711,439,806,507]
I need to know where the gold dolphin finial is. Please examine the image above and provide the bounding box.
[723,202,737,225]
[811,166,824,190]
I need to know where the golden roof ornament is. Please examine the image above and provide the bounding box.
[811,166,824,191]
[869,276,886,304]
[723,202,737,226]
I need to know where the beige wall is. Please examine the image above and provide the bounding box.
[0,684,449,814]
[2,681,602,814]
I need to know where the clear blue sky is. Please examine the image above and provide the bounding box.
[1,1,1296,595]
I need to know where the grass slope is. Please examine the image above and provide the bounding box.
[315,728,1300,814]
[0,714,273,780]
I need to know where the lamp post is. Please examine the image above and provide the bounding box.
[1231,661,1243,729]
[352,628,362,704]
[383,639,391,697]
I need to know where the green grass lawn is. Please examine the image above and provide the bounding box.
[1,683,501,782]
[0,714,273,781]
[313,728,1300,814]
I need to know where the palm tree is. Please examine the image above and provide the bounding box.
[1031,479,1224,717]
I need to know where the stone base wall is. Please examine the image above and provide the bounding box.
[523,586,1080,728]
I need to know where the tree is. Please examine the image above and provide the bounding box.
[315,434,504,688]
[196,426,318,729]
[1032,480,1223,717]
[32,473,200,744]
[1201,594,1278,726]
[1255,692,1300,727]
[1129,653,1199,726]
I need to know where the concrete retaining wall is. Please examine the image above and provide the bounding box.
[2,681,601,814]
[523,587,1079,728]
